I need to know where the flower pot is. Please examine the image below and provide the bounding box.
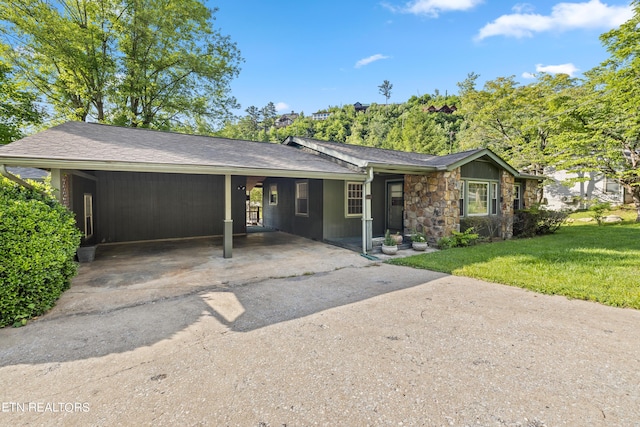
[77,245,96,263]
[393,234,403,244]
[412,241,428,251]
[381,244,398,255]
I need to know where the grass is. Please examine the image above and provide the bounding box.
[388,206,640,309]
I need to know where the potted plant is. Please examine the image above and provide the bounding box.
[76,237,97,263]
[381,229,398,255]
[411,230,428,251]
[393,231,403,244]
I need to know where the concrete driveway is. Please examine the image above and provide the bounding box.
[1,231,640,426]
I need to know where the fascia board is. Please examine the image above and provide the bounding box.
[0,157,365,181]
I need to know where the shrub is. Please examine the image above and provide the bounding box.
[462,216,507,240]
[0,177,81,327]
[437,227,479,249]
[513,205,568,238]
[589,201,611,226]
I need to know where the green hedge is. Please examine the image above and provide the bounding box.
[0,176,81,327]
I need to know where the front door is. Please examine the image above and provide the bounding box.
[387,181,404,233]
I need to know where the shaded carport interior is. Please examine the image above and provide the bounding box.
[0,122,364,257]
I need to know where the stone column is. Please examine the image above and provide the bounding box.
[404,169,460,246]
[500,171,515,239]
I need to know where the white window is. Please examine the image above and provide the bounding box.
[604,177,620,194]
[491,182,498,215]
[346,182,363,217]
[84,193,94,239]
[513,184,521,211]
[269,183,278,205]
[295,180,308,216]
[467,181,489,216]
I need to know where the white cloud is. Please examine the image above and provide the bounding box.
[384,0,483,17]
[354,54,390,68]
[536,63,580,76]
[476,0,633,40]
[275,102,290,112]
[512,3,535,14]
[521,63,580,78]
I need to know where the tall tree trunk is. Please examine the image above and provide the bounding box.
[633,187,640,223]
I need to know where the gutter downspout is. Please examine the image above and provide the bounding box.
[0,164,40,193]
[361,166,374,254]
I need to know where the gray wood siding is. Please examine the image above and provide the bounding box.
[96,172,245,243]
[461,160,500,180]
[262,178,323,240]
[322,180,361,239]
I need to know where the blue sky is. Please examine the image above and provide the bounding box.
[212,0,633,116]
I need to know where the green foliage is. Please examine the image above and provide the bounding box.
[589,202,612,226]
[0,0,242,130]
[410,230,427,243]
[389,220,640,309]
[437,227,479,249]
[462,216,506,240]
[219,94,463,155]
[513,205,568,238]
[378,80,393,104]
[456,73,580,186]
[0,57,43,144]
[383,229,396,246]
[0,177,81,327]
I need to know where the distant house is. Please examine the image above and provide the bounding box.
[544,167,631,210]
[5,166,49,181]
[424,105,457,114]
[275,111,299,128]
[354,102,369,113]
[311,111,331,121]
[0,121,540,257]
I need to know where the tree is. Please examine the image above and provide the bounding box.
[556,0,640,221]
[0,57,42,144]
[378,80,393,104]
[0,0,243,130]
[457,73,580,201]
[260,102,277,132]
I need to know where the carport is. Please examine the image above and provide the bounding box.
[0,122,363,258]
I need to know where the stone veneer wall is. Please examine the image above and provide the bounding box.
[500,171,515,239]
[523,179,539,209]
[404,170,460,245]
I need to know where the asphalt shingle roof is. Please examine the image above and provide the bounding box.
[288,137,485,169]
[0,122,360,176]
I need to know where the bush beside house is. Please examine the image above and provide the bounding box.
[0,176,81,327]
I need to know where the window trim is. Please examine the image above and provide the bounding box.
[345,181,363,218]
[513,183,521,211]
[295,180,309,217]
[491,182,498,215]
[268,183,278,205]
[467,181,490,217]
[459,181,465,217]
[83,193,94,239]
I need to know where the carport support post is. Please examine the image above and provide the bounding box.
[223,174,233,258]
[50,169,62,203]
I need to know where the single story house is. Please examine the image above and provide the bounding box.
[0,121,540,257]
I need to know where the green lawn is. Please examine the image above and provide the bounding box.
[389,208,640,309]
